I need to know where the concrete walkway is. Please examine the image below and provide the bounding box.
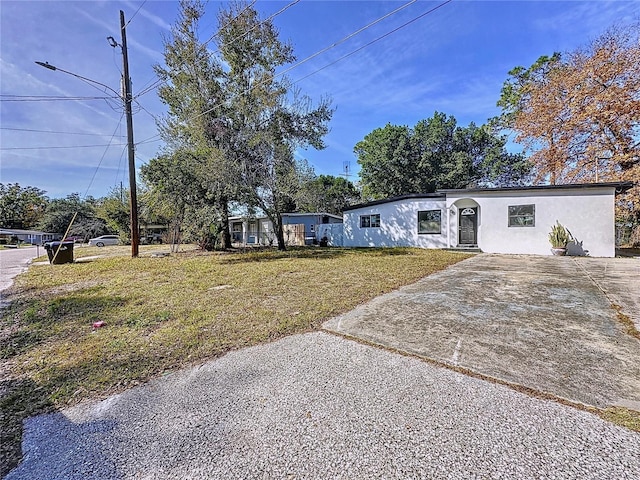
[324,254,640,410]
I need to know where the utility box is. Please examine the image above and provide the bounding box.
[44,241,74,264]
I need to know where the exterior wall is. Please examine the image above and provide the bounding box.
[316,223,343,246]
[282,214,342,244]
[446,187,616,257]
[0,229,57,245]
[343,199,448,248]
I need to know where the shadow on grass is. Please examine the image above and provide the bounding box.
[219,246,348,264]
[0,378,54,477]
[2,292,128,360]
[219,246,418,265]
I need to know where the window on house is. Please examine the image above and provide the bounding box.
[508,204,535,227]
[360,214,380,228]
[418,210,441,234]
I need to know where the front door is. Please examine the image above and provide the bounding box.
[458,207,477,245]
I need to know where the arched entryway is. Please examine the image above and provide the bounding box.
[451,199,480,247]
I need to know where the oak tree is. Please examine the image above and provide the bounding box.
[355,112,529,199]
[495,24,640,237]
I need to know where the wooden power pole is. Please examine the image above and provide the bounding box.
[120,9,139,257]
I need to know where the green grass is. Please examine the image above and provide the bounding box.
[0,246,469,475]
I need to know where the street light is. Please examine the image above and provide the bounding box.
[34,61,120,98]
[34,10,139,258]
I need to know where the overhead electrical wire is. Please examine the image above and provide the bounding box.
[293,0,453,84]
[0,144,126,151]
[0,127,125,137]
[136,0,451,147]
[1,95,118,102]
[83,112,127,198]
[125,0,148,27]
[201,0,259,46]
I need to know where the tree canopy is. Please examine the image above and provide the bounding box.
[297,175,360,215]
[355,112,530,199]
[37,193,106,239]
[494,23,640,235]
[0,183,47,229]
[146,0,333,250]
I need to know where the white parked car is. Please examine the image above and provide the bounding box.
[88,235,120,247]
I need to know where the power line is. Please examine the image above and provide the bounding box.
[1,144,126,151]
[202,0,259,45]
[83,113,126,199]
[293,0,453,85]
[125,0,148,27]
[133,98,161,123]
[0,95,118,102]
[0,127,125,137]
[136,0,447,147]
[276,0,418,79]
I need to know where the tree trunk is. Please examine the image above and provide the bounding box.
[219,197,231,249]
[275,218,286,251]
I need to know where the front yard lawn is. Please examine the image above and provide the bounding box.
[0,247,469,475]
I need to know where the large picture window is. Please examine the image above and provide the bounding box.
[508,204,535,227]
[360,214,380,228]
[418,210,441,234]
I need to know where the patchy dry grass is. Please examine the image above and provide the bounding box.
[0,246,469,475]
[599,407,640,432]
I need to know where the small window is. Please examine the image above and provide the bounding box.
[508,204,535,227]
[360,214,380,228]
[418,210,441,234]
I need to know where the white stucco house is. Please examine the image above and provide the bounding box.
[342,182,632,258]
[229,212,343,246]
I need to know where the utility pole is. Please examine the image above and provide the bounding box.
[119,10,139,257]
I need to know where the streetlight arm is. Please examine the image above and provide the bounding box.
[35,61,121,98]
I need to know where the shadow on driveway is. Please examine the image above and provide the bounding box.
[323,254,640,410]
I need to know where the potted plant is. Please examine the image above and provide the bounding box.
[548,221,573,256]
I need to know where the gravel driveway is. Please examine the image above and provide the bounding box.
[7,332,640,479]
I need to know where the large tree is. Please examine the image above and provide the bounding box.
[297,175,360,215]
[0,183,47,229]
[141,148,226,250]
[152,0,234,249]
[37,193,106,238]
[494,24,640,238]
[150,0,332,251]
[355,112,529,199]
[216,1,333,250]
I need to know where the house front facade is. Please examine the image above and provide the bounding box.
[343,182,630,258]
[0,228,58,245]
[229,212,343,246]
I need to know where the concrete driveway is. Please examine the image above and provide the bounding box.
[323,254,640,410]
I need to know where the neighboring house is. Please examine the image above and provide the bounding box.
[229,213,343,246]
[0,228,58,245]
[343,182,632,258]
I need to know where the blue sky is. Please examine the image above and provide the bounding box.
[1,0,638,199]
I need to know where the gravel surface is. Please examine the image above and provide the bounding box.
[7,332,640,479]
